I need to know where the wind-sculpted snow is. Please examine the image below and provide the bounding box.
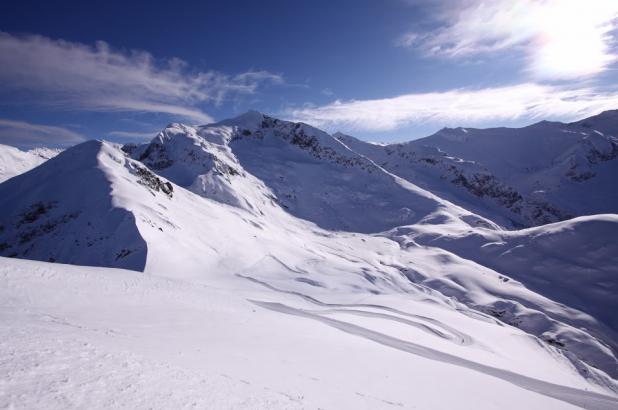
[387,214,618,377]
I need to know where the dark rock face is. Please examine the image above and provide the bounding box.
[134,166,174,198]
[377,144,571,227]
[253,116,377,172]
[138,142,174,170]
[18,201,58,226]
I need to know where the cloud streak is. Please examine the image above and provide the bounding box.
[285,83,618,132]
[399,0,618,80]
[107,130,158,139]
[0,119,86,148]
[0,32,283,123]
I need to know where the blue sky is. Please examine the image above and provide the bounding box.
[1,0,618,148]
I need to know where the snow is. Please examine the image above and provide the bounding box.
[409,119,618,226]
[0,143,60,183]
[1,110,618,408]
[3,257,618,409]
[335,114,618,228]
[0,141,146,270]
[131,113,494,233]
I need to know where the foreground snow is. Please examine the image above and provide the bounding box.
[2,257,618,410]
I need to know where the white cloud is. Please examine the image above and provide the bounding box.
[285,83,618,132]
[0,33,284,123]
[400,0,618,80]
[107,130,158,139]
[0,119,86,147]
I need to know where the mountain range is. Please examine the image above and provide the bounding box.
[1,110,618,409]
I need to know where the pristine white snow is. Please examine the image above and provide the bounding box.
[3,257,618,409]
[0,143,59,183]
[1,111,618,409]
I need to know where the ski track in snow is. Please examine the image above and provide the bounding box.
[238,273,474,346]
[251,300,618,410]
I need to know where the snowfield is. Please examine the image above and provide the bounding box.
[3,258,618,409]
[1,110,617,409]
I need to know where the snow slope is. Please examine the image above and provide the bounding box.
[0,141,147,270]
[3,257,618,410]
[1,111,618,408]
[386,214,618,377]
[0,143,59,183]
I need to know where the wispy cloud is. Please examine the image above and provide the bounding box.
[107,130,158,139]
[399,0,618,80]
[285,83,618,132]
[0,32,284,123]
[0,119,86,147]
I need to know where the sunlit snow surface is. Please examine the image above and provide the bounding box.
[1,111,618,409]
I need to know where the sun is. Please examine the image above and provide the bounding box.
[529,0,617,79]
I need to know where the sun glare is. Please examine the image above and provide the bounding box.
[529,0,617,79]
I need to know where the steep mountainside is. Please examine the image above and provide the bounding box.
[0,141,148,270]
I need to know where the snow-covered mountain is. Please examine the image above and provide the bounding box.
[0,143,60,183]
[338,111,618,228]
[1,111,618,409]
[127,111,493,233]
